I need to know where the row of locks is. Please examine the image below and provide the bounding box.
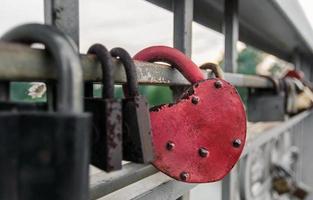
[230,130,310,200]
[0,23,312,200]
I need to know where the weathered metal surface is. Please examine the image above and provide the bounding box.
[85,98,122,171]
[44,0,79,46]
[90,163,158,200]
[151,79,246,182]
[248,92,286,122]
[122,95,153,163]
[0,43,274,88]
[84,44,122,172]
[111,47,153,164]
[134,45,246,183]
[0,23,90,200]
[224,0,238,73]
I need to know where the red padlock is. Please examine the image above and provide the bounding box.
[134,46,246,183]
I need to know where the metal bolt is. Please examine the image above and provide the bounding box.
[166,141,175,151]
[233,139,242,148]
[214,80,223,88]
[180,172,189,181]
[191,96,200,104]
[198,147,209,157]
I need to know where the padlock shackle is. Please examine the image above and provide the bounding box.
[199,63,224,79]
[110,47,139,97]
[86,44,115,99]
[1,23,83,113]
[133,46,205,84]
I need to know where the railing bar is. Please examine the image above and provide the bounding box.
[0,43,273,88]
[90,163,157,200]
[242,111,311,157]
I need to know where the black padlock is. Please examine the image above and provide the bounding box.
[0,23,91,200]
[84,44,122,172]
[110,47,154,163]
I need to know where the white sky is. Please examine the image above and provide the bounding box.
[0,0,312,65]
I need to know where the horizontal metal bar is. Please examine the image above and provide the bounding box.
[242,110,311,156]
[132,180,197,200]
[90,163,157,200]
[0,43,273,88]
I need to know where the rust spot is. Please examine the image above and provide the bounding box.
[150,104,166,112]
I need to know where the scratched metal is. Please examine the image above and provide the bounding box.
[0,42,273,88]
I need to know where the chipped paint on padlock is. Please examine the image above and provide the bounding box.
[150,78,246,183]
[134,46,246,183]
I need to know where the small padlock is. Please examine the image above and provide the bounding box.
[272,164,310,199]
[84,44,122,171]
[248,76,286,122]
[134,46,246,183]
[0,23,91,200]
[110,47,154,164]
[284,78,299,115]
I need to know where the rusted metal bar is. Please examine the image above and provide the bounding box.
[0,43,273,88]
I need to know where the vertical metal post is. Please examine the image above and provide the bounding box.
[173,1,193,199]
[224,0,239,73]
[172,0,194,100]
[222,0,239,199]
[44,0,80,110]
[222,168,239,200]
[173,0,193,58]
[44,0,79,46]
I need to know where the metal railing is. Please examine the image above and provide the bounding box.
[2,0,312,199]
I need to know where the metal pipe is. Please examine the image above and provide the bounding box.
[0,43,273,88]
[90,163,157,199]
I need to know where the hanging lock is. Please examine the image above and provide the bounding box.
[134,46,246,183]
[110,48,153,164]
[272,164,310,199]
[84,44,122,171]
[0,24,91,200]
[248,76,286,122]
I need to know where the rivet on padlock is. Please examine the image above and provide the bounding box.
[0,23,91,200]
[134,46,246,183]
[84,44,122,172]
[110,47,154,164]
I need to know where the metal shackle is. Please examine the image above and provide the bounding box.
[133,46,205,84]
[110,47,139,97]
[199,62,224,79]
[1,23,83,113]
[87,44,115,99]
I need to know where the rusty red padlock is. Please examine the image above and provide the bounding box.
[134,46,246,183]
